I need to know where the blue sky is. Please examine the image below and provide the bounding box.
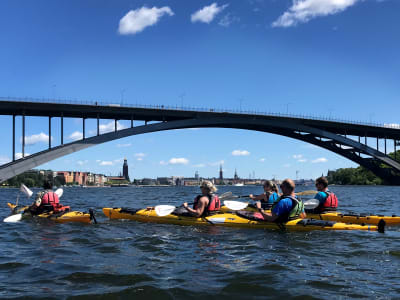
[0,0,399,180]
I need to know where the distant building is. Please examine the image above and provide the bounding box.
[123,158,130,181]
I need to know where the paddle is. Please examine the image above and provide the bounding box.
[296,190,317,196]
[3,187,64,223]
[303,199,320,210]
[154,192,233,217]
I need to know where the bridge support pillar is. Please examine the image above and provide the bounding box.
[61,114,64,145]
[12,115,15,161]
[22,114,25,158]
[49,116,51,149]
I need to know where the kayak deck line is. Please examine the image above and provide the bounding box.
[7,203,95,224]
[103,207,385,233]
[220,205,398,226]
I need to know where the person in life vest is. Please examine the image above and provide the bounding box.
[183,180,220,217]
[29,180,61,215]
[312,176,338,213]
[256,178,306,222]
[249,180,280,209]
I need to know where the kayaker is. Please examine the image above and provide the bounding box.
[183,180,221,217]
[249,180,280,209]
[256,179,306,222]
[28,180,64,215]
[310,176,338,213]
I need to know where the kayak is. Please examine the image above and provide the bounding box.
[103,207,385,232]
[220,205,399,226]
[7,203,95,224]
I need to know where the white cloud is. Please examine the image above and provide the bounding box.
[99,121,126,134]
[0,155,10,164]
[259,158,266,162]
[283,163,291,168]
[293,154,307,162]
[169,158,189,165]
[21,132,52,146]
[99,161,114,166]
[218,13,240,27]
[77,160,88,166]
[69,131,83,141]
[232,150,250,156]
[117,143,132,148]
[312,157,328,163]
[272,0,360,28]
[160,160,168,165]
[191,3,228,24]
[119,6,174,35]
[15,152,31,159]
[134,153,146,161]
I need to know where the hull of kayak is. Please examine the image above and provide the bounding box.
[220,206,399,226]
[103,207,383,232]
[7,203,93,224]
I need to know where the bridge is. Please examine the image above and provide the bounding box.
[1,98,400,184]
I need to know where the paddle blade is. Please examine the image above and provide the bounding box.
[219,192,233,200]
[224,200,249,211]
[55,188,63,198]
[304,199,320,210]
[154,205,176,217]
[297,190,317,196]
[20,184,33,198]
[3,213,23,223]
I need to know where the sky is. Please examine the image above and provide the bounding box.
[0,0,399,180]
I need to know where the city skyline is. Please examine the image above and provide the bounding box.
[0,1,399,179]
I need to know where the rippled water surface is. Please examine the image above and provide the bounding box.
[1,185,400,299]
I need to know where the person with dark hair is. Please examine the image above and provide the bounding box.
[28,180,65,215]
[310,176,338,213]
[256,179,306,222]
[249,180,280,209]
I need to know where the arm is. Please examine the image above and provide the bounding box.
[183,197,208,217]
[255,201,279,222]
[250,193,268,201]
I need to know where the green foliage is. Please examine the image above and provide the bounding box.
[5,171,46,187]
[327,167,383,185]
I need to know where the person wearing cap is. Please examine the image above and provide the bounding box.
[256,179,306,222]
[28,180,61,215]
[310,176,338,213]
[183,180,221,217]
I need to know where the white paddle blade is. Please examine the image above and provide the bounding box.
[219,192,233,200]
[3,213,23,223]
[154,205,176,217]
[55,188,63,198]
[223,200,249,211]
[304,199,320,210]
[20,184,33,198]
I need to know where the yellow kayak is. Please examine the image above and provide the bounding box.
[7,203,95,224]
[103,207,384,232]
[220,205,399,226]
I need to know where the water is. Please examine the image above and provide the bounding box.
[0,185,400,299]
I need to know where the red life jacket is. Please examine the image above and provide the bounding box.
[320,191,338,212]
[41,191,60,208]
[193,194,221,216]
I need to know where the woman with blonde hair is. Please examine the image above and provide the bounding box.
[183,180,220,217]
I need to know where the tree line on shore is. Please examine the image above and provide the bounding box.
[326,150,400,185]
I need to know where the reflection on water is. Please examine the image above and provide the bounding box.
[0,185,400,299]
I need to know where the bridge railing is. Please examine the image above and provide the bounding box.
[1,96,399,130]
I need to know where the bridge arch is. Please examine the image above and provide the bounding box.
[1,117,400,184]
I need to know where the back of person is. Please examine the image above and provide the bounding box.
[272,195,304,223]
[313,191,338,213]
